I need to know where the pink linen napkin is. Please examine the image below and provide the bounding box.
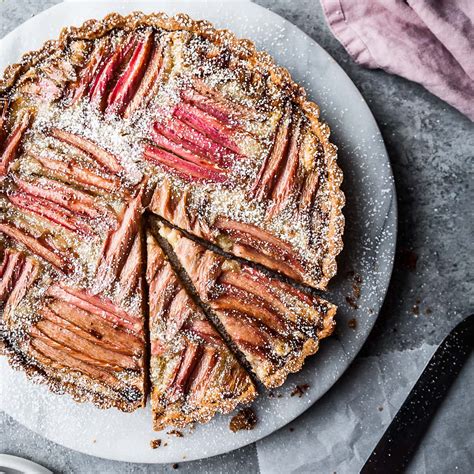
[320,0,474,120]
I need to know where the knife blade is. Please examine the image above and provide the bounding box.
[361,314,474,473]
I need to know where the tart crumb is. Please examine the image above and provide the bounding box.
[352,274,362,299]
[229,407,257,432]
[290,383,310,397]
[345,296,358,310]
[348,318,357,330]
[167,430,184,438]
[412,298,421,316]
[150,439,162,449]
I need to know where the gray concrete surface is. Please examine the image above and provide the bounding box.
[1,0,473,472]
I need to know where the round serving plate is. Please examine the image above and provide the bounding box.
[0,0,397,464]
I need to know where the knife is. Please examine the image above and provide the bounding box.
[361,314,474,473]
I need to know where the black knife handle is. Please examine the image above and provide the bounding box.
[361,314,474,473]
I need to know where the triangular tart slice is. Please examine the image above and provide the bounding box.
[158,224,337,389]
[146,231,257,430]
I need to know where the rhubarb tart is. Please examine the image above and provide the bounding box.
[0,11,343,426]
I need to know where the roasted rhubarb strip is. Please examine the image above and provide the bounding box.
[106,31,154,115]
[46,284,143,335]
[299,171,320,212]
[143,144,227,183]
[182,319,224,347]
[29,330,125,388]
[148,265,180,328]
[0,111,31,175]
[181,88,236,125]
[191,80,259,122]
[93,186,144,293]
[8,192,93,236]
[269,117,303,214]
[88,36,136,110]
[148,179,213,240]
[167,343,203,401]
[151,127,226,170]
[213,217,306,279]
[32,322,119,371]
[155,116,239,164]
[3,256,38,318]
[219,268,314,326]
[29,153,121,194]
[173,102,243,156]
[123,40,165,118]
[47,299,143,356]
[116,232,143,302]
[0,247,10,279]
[146,231,256,430]
[159,224,336,388]
[15,177,113,220]
[68,41,109,106]
[212,291,287,334]
[0,250,24,302]
[252,108,292,201]
[0,222,66,270]
[36,308,140,370]
[50,128,122,173]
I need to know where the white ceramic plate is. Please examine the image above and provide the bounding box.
[0,0,397,464]
[0,454,53,474]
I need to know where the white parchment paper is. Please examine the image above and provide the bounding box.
[256,345,474,473]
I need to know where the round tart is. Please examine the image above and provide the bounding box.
[0,12,343,425]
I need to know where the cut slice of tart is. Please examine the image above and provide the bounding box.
[158,223,337,389]
[146,230,256,430]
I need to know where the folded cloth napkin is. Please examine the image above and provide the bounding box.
[320,0,474,120]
